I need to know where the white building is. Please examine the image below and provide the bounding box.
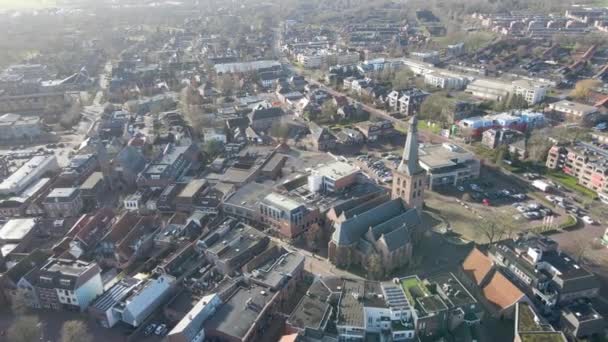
[89,277,143,328]
[466,79,548,105]
[548,100,598,119]
[202,128,227,144]
[0,155,59,195]
[418,143,481,189]
[512,79,548,105]
[465,79,512,102]
[424,71,470,90]
[166,293,222,342]
[28,258,104,311]
[116,274,176,327]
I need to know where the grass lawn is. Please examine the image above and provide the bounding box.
[418,120,443,134]
[401,276,430,305]
[547,171,598,199]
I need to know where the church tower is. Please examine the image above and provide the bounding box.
[392,115,427,212]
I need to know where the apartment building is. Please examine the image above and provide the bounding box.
[23,258,103,311]
[546,143,608,202]
[386,88,429,115]
[260,192,321,239]
[488,235,600,309]
[512,80,548,105]
[424,71,469,90]
[43,187,84,218]
[466,79,547,105]
[137,143,199,188]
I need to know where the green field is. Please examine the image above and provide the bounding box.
[547,171,598,199]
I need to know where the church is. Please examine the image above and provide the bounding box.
[328,116,427,273]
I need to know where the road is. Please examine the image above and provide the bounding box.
[80,61,112,137]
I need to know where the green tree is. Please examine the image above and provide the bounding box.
[8,316,42,342]
[60,320,93,342]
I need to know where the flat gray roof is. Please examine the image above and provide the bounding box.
[0,218,37,241]
[205,284,275,339]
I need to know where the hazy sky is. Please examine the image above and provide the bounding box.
[0,0,57,10]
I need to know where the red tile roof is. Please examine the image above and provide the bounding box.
[462,247,493,286]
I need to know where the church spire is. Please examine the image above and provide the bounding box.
[398,115,423,176]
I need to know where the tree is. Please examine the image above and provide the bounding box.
[366,250,385,280]
[269,121,290,141]
[479,218,506,245]
[8,315,42,342]
[320,100,337,123]
[60,320,93,342]
[420,93,451,122]
[304,223,324,251]
[507,94,528,110]
[11,289,30,315]
[217,74,237,95]
[571,79,601,102]
[392,68,414,89]
[495,146,510,165]
[202,139,224,159]
[526,130,553,163]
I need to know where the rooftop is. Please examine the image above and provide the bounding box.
[428,272,477,308]
[91,277,141,312]
[178,179,208,199]
[0,218,37,242]
[550,99,598,114]
[337,279,387,327]
[250,252,305,290]
[287,295,332,331]
[80,172,104,190]
[204,284,276,340]
[46,187,79,199]
[516,303,566,342]
[419,143,475,169]
[263,192,305,212]
[313,161,359,180]
[205,223,268,262]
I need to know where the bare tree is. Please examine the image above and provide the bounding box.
[571,79,601,102]
[479,218,506,245]
[11,289,30,315]
[366,250,385,280]
[60,320,93,342]
[304,223,324,251]
[8,315,42,342]
[571,237,592,264]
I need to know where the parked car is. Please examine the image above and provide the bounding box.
[155,324,167,336]
[144,324,157,336]
[582,216,595,225]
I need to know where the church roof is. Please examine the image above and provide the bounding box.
[332,199,420,248]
